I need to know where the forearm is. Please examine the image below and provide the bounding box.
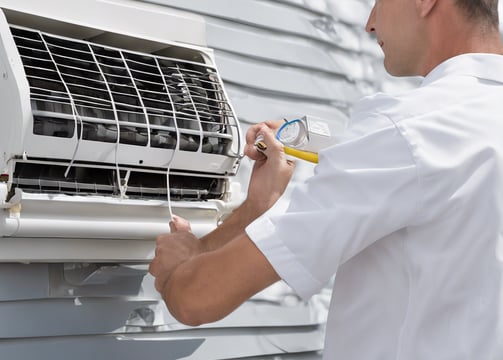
[161,252,247,326]
[161,234,280,326]
[200,199,266,252]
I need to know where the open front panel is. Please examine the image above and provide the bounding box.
[11,25,239,156]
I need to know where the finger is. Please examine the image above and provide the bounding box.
[245,125,265,160]
[170,215,192,233]
[255,126,284,159]
[245,123,265,146]
[259,126,283,150]
[245,125,282,160]
[245,120,284,144]
[148,257,158,276]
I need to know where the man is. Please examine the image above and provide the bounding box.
[149,0,503,358]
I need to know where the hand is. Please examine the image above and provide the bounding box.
[244,120,285,161]
[243,121,296,215]
[148,215,203,293]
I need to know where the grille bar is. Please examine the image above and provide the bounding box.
[11,25,239,155]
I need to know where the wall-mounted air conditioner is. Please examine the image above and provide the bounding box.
[0,0,242,262]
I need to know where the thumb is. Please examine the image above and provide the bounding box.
[169,215,192,233]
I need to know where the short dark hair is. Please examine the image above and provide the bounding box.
[455,0,499,28]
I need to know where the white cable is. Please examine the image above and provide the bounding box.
[155,59,180,219]
[63,111,83,179]
[39,32,83,178]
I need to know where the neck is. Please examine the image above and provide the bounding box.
[418,4,503,76]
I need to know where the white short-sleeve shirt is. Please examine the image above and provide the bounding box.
[246,53,503,359]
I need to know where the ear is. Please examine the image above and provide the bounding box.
[415,0,437,18]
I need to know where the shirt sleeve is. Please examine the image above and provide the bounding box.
[246,115,420,300]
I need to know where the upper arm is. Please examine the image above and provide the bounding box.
[163,232,280,326]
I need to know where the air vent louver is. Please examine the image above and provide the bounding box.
[5,25,241,201]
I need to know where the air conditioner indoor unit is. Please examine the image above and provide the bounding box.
[0,0,243,262]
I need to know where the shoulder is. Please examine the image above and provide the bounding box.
[343,80,451,142]
[341,92,408,142]
[351,86,431,123]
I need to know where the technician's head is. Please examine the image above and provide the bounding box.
[365,0,501,77]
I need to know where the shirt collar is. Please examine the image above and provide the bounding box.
[421,53,503,87]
